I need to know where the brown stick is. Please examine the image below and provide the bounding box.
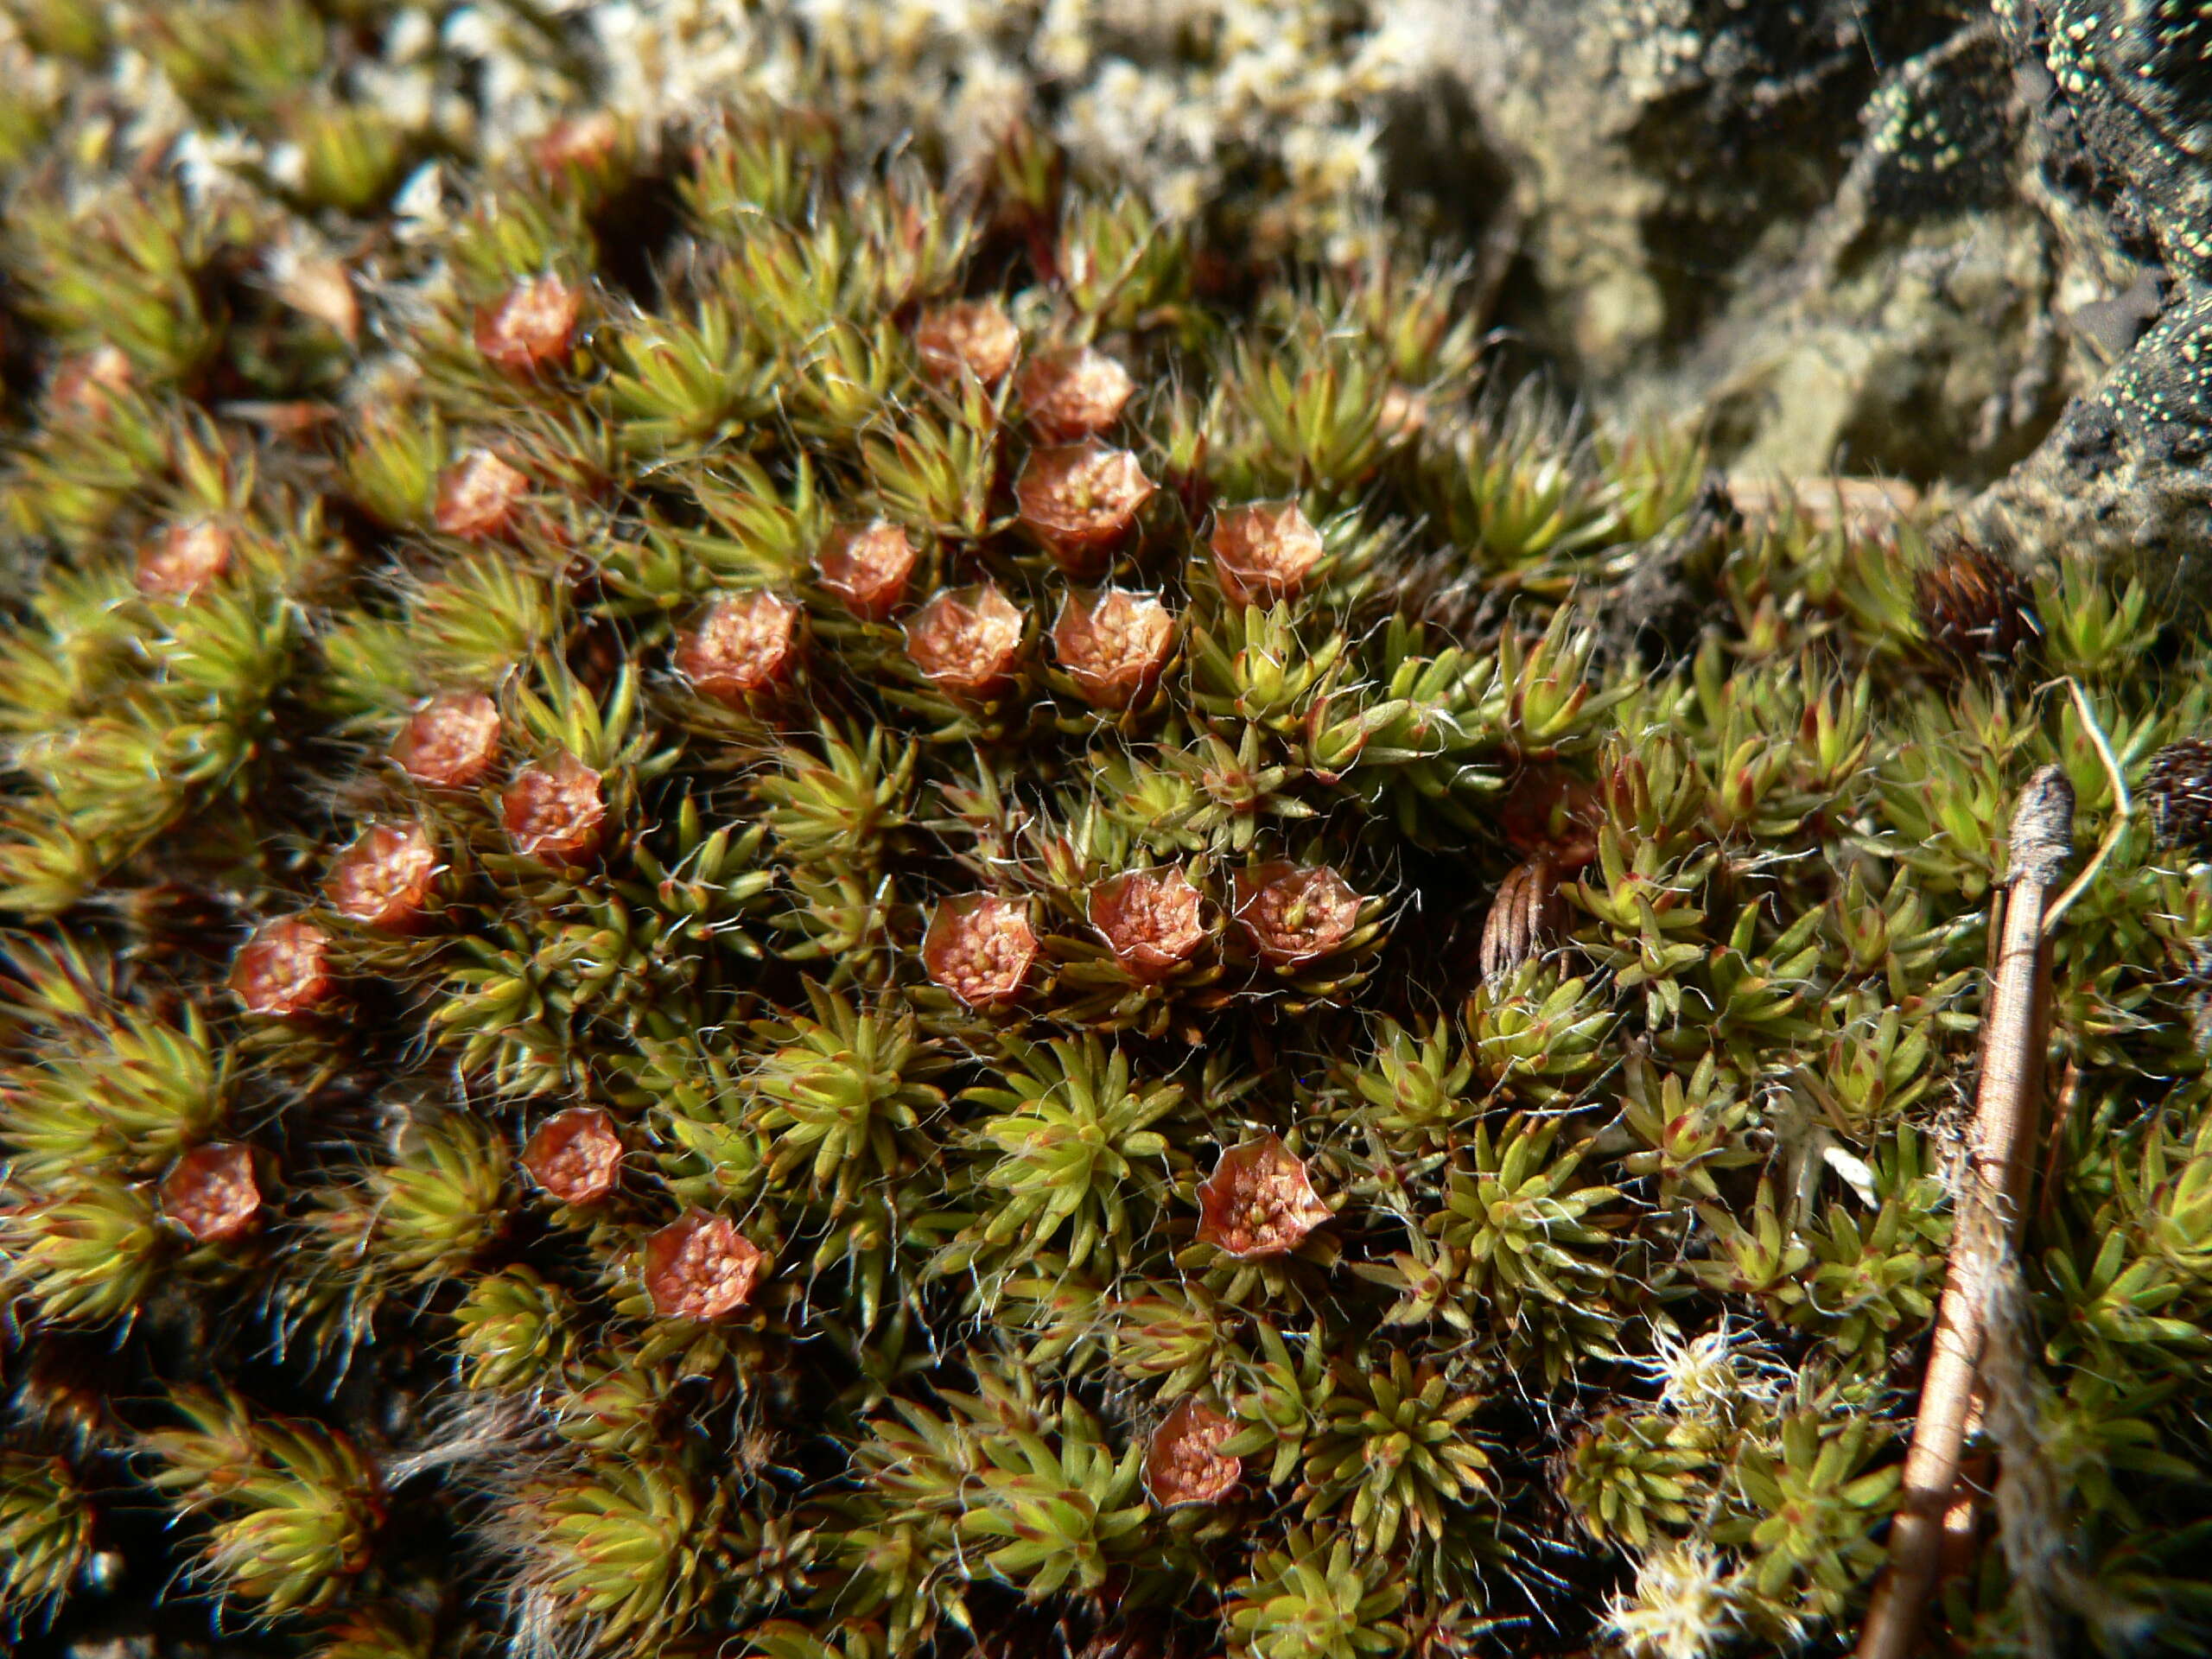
[1854,765,2073,1659]
[1938,1392,1988,1581]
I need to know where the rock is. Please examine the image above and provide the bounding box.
[1958,2,2212,607]
[1376,0,2212,600]
[1963,289,2212,608]
[1384,1,2085,481]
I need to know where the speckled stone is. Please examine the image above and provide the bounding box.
[1961,0,2212,607]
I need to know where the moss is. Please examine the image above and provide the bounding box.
[0,4,2209,1658]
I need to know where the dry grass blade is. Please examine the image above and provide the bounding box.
[1854,764,2074,1659]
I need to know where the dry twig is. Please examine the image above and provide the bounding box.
[1854,765,2075,1659]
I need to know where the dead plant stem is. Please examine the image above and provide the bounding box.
[1854,765,2074,1659]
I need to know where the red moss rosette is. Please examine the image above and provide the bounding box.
[160,1143,263,1244]
[1017,345,1135,442]
[523,1107,625,1206]
[50,343,135,415]
[326,823,441,931]
[675,592,802,704]
[504,753,607,866]
[1196,1135,1332,1260]
[903,582,1027,702]
[230,917,335,1017]
[533,111,621,175]
[391,692,503,788]
[137,519,233,598]
[1090,867,1208,982]
[923,893,1039,1009]
[434,449,531,540]
[1052,588,1176,711]
[914,299,1020,384]
[1144,1397,1243,1507]
[644,1210,764,1321]
[1016,442,1155,575]
[474,275,583,375]
[1210,499,1324,608]
[815,520,918,622]
[1498,766,1601,873]
[1231,862,1363,969]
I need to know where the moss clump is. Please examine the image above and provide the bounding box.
[1,4,2210,1658]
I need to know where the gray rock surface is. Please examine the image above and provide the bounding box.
[1961,0,2212,605]
[1382,0,2210,598]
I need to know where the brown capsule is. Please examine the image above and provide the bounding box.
[391,692,503,788]
[326,823,441,931]
[815,520,918,622]
[914,299,1021,385]
[1915,541,2035,666]
[1090,867,1208,982]
[523,1107,624,1206]
[1232,862,1363,969]
[903,582,1027,702]
[160,1143,262,1244]
[1052,588,1177,711]
[1196,1134,1332,1260]
[1210,499,1325,609]
[137,519,233,599]
[434,449,532,540]
[1144,1396,1243,1508]
[1479,858,1562,984]
[2145,740,2212,854]
[644,1211,765,1322]
[230,917,335,1017]
[675,592,801,704]
[922,893,1038,1009]
[1017,345,1135,442]
[504,753,607,866]
[1016,443,1156,574]
[474,275,583,375]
